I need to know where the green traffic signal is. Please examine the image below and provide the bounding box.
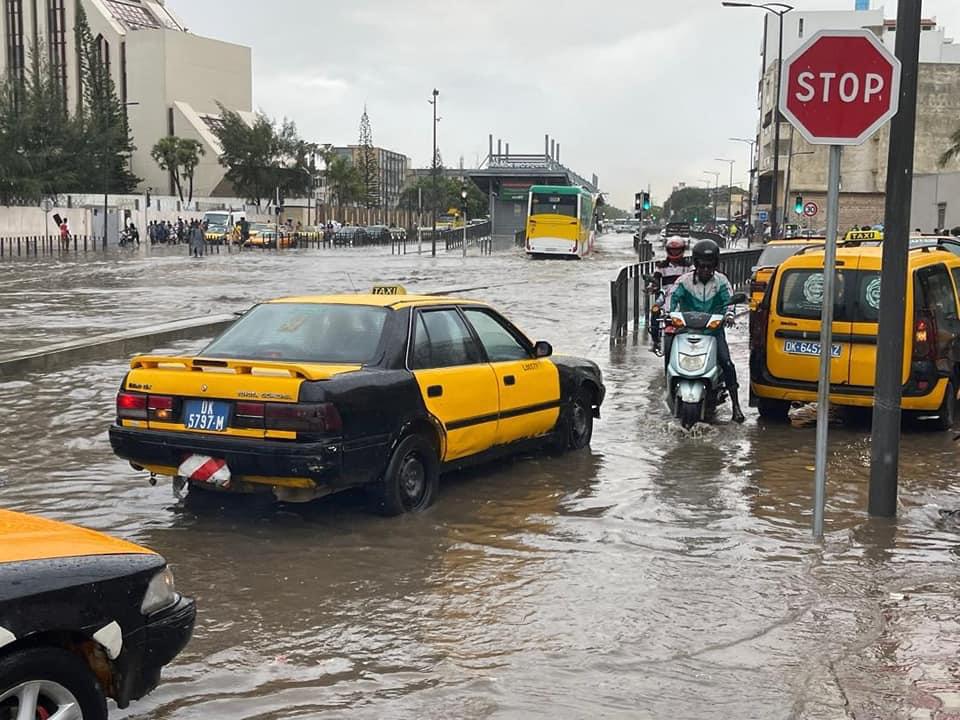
[794,195,803,214]
[642,192,651,212]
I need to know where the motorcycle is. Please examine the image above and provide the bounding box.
[665,292,747,429]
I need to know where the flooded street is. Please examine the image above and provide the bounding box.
[1,235,959,719]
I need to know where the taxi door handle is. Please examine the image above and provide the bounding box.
[427,385,443,398]
[504,375,516,386]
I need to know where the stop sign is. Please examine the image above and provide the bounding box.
[779,29,901,146]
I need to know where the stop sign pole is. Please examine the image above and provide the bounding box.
[779,29,901,539]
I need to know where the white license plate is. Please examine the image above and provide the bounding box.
[784,340,842,358]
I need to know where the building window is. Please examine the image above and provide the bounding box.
[5,0,25,87]
[798,18,804,38]
[104,0,160,29]
[47,0,67,100]
[96,34,110,76]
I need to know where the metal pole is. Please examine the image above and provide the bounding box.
[813,144,842,540]
[771,10,784,240]
[431,89,438,258]
[870,0,922,518]
[727,161,733,225]
[417,186,423,255]
[462,205,467,257]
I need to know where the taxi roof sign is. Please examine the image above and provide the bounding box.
[371,284,407,296]
[844,229,883,242]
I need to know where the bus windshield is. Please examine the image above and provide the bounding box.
[530,193,577,218]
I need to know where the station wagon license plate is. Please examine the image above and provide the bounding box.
[184,400,230,432]
[784,340,842,358]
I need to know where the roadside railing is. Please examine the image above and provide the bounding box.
[0,234,107,258]
[610,247,762,340]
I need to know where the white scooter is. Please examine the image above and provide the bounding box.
[666,293,746,429]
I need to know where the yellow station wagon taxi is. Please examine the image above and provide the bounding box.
[750,239,960,428]
[749,238,825,311]
[109,288,605,515]
[0,510,194,719]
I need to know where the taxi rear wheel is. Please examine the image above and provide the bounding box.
[0,647,107,720]
[369,434,438,516]
[567,387,595,450]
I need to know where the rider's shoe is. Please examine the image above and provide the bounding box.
[731,401,746,424]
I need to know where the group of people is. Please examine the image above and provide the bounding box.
[146,218,199,245]
[647,237,745,424]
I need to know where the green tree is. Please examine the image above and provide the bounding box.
[357,106,380,208]
[74,2,138,193]
[211,104,316,206]
[323,150,363,206]
[663,186,711,223]
[0,43,84,204]
[398,176,486,218]
[939,125,960,168]
[151,136,205,204]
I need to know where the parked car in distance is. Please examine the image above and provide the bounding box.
[245,223,295,249]
[332,226,369,247]
[0,509,195,719]
[363,225,393,245]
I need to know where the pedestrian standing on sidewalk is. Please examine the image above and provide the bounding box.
[59,217,71,249]
[188,219,205,258]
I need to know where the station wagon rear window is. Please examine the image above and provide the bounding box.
[202,303,388,364]
[530,193,577,217]
[777,269,882,323]
[756,244,807,268]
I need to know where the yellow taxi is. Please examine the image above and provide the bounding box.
[109,287,605,515]
[750,239,960,428]
[0,509,194,718]
[749,238,825,311]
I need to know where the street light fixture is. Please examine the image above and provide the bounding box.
[721,1,794,239]
[715,158,736,228]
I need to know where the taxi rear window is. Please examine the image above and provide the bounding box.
[202,303,388,364]
[777,269,882,323]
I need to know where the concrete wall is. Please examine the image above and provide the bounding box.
[777,191,885,235]
[912,173,960,232]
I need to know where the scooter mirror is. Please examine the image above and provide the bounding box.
[728,292,747,306]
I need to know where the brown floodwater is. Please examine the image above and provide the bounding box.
[0,236,958,719]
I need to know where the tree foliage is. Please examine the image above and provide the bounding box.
[939,125,960,168]
[398,175,487,219]
[357,106,380,208]
[151,136,205,204]
[0,6,137,205]
[211,104,317,206]
[663,186,712,224]
[322,149,364,206]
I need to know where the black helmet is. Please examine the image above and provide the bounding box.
[692,239,720,269]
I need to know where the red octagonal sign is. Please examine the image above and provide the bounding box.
[779,29,902,146]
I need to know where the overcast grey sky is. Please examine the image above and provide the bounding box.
[167,1,960,209]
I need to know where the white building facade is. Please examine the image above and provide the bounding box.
[1,0,253,198]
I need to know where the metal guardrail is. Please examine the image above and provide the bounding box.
[610,248,762,340]
[389,221,494,255]
[0,235,106,257]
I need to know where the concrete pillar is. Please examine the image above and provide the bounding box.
[497,139,502,157]
[489,134,494,162]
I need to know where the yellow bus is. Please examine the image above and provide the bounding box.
[525,185,595,259]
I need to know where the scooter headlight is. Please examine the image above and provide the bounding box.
[679,353,707,372]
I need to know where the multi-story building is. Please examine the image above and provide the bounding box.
[0,0,253,198]
[332,146,411,209]
[753,6,960,231]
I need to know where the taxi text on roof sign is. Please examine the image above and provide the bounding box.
[371,285,407,296]
[844,229,883,241]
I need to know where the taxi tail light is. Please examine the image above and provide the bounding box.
[117,392,147,420]
[147,395,177,422]
[750,280,767,296]
[266,402,342,434]
[233,402,266,429]
[913,313,937,361]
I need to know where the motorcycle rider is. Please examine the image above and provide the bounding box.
[647,236,692,353]
[668,239,745,424]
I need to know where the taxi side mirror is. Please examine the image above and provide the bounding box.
[534,341,553,358]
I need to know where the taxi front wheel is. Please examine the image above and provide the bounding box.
[0,647,107,720]
[368,434,439,516]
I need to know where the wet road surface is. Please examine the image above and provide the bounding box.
[1,235,959,719]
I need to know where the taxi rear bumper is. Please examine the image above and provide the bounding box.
[109,425,342,481]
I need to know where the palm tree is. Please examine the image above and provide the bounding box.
[939,126,960,168]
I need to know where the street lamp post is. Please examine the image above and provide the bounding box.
[703,171,721,225]
[461,186,468,258]
[730,137,757,239]
[721,2,794,239]
[429,89,439,257]
[715,158,735,227]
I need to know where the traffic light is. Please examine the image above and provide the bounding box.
[642,192,651,212]
[635,193,643,212]
[794,194,803,214]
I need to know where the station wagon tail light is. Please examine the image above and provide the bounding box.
[914,315,937,360]
[117,392,147,420]
[750,280,767,295]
